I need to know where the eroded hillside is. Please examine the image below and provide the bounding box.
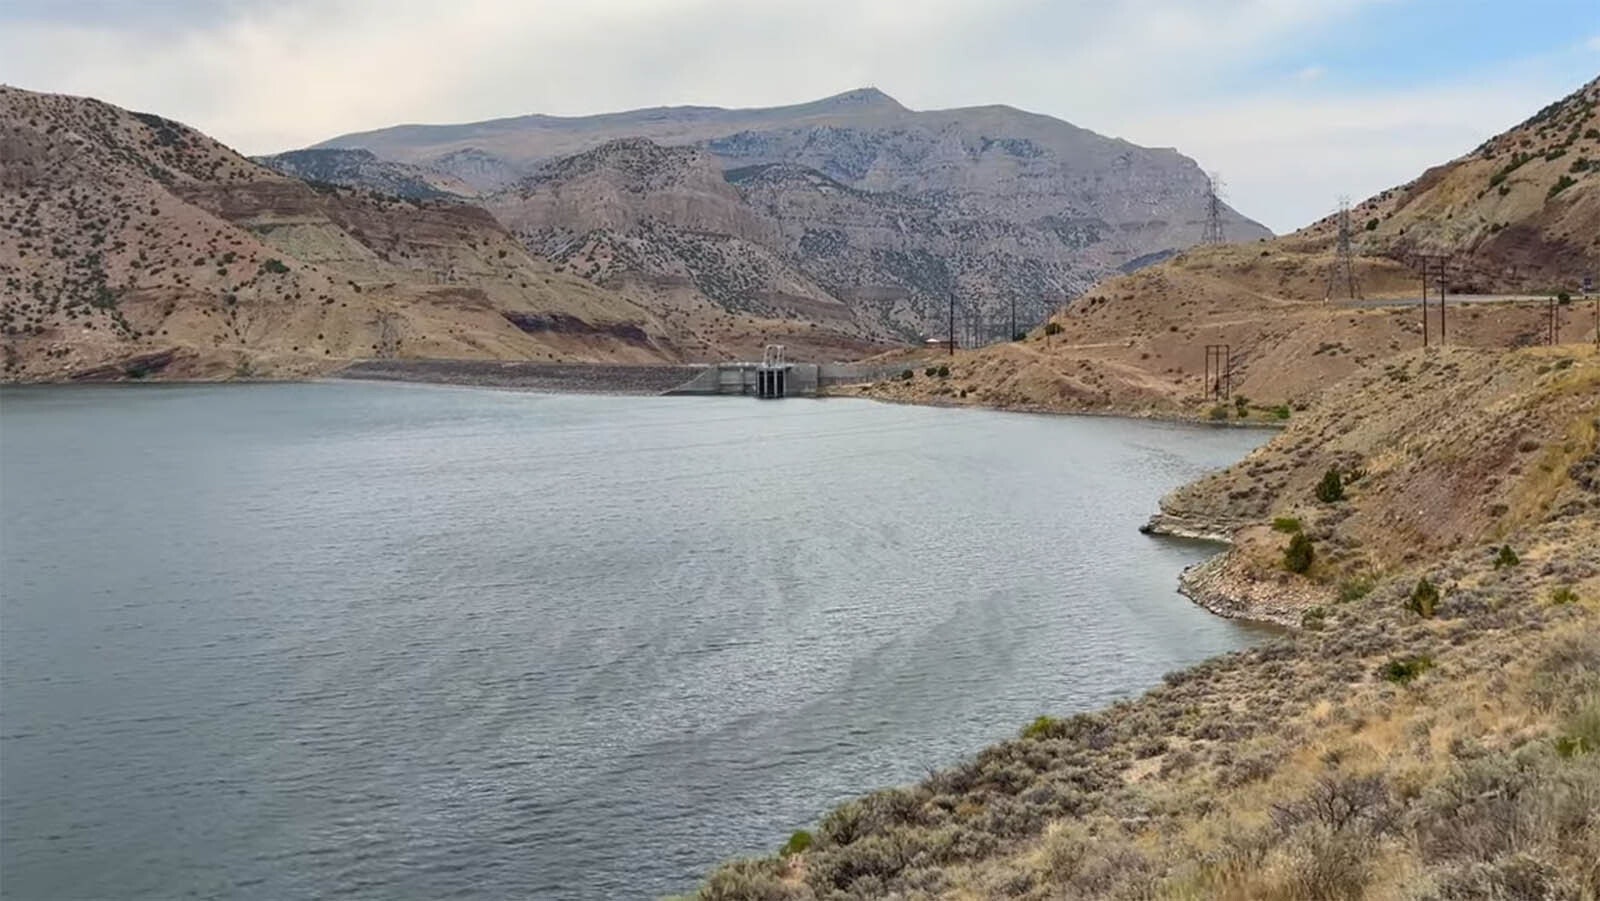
[0,87,886,381]
[1303,76,1600,292]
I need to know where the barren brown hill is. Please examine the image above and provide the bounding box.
[1300,75,1600,293]
[0,87,887,382]
[697,344,1600,901]
[848,77,1600,418]
[0,86,694,380]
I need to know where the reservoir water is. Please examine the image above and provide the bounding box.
[0,383,1268,899]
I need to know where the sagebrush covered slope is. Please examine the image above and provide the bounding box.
[696,346,1600,900]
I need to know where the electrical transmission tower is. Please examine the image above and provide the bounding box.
[1202,172,1226,245]
[1323,197,1361,302]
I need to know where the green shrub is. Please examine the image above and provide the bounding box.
[1382,655,1435,684]
[1551,585,1579,605]
[936,365,950,378]
[1209,406,1229,421]
[1338,576,1375,603]
[1272,516,1303,534]
[1044,322,1063,335]
[899,369,913,381]
[1410,577,1439,618]
[1548,175,1576,198]
[924,366,937,376]
[1272,405,1292,420]
[1021,715,1065,740]
[1284,532,1315,574]
[1315,468,1345,503]
[1494,545,1520,569]
[780,829,813,857]
[1556,291,1571,305]
[1301,606,1328,630]
[259,258,290,275]
[1365,218,1379,231]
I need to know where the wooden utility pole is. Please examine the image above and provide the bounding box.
[1204,344,1231,401]
[1414,255,1448,348]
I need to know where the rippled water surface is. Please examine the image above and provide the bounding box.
[0,383,1269,899]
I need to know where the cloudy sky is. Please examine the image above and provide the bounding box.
[3,0,1597,232]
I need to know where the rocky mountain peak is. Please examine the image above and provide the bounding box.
[806,87,906,113]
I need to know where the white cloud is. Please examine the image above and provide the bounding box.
[0,0,1590,232]
[1295,65,1327,81]
[1586,34,1600,51]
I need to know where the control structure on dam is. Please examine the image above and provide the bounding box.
[666,349,901,399]
[755,345,788,399]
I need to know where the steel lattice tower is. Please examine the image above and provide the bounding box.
[1201,172,1226,245]
[1323,197,1361,301]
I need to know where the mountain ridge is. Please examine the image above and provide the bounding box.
[287,89,1270,338]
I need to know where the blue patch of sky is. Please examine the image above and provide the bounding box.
[1256,0,1599,91]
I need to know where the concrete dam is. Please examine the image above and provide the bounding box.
[334,355,902,398]
[665,362,902,399]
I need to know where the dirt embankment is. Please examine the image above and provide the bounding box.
[693,344,1600,901]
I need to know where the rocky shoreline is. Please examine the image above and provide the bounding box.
[1140,513,1321,628]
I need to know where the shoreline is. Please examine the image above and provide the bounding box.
[6,361,1291,433]
[692,346,1600,900]
[831,388,1290,431]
